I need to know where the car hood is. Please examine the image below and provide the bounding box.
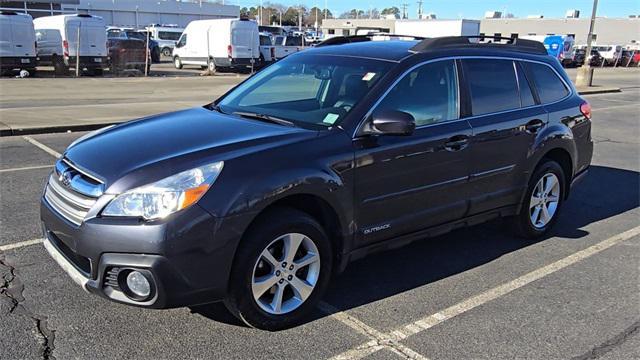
[64,107,315,192]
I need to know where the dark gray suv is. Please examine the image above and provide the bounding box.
[41,36,593,330]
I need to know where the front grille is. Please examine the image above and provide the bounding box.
[47,230,92,276]
[44,159,103,226]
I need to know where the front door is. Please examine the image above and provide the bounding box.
[353,59,473,246]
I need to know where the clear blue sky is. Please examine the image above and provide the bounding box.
[236,0,639,19]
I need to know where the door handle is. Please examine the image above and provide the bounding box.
[444,135,470,152]
[525,119,545,134]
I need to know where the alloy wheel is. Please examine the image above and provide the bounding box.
[251,233,320,315]
[529,173,561,229]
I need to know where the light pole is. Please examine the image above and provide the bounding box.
[576,0,598,87]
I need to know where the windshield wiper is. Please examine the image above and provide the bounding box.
[232,111,295,127]
[206,103,226,114]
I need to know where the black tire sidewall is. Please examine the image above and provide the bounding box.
[518,160,566,238]
[225,208,332,330]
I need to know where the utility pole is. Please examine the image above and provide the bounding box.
[417,0,423,19]
[401,3,409,19]
[576,0,598,87]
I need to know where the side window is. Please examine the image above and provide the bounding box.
[463,59,520,115]
[525,62,569,103]
[374,60,459,127]
[516,62,536,107]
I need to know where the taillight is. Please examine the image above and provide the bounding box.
[580,101,592,119]
[270,47,275,59]
[227,45,232,58]
[63,40,69,57]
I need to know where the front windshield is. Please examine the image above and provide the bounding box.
[217,55,392,128]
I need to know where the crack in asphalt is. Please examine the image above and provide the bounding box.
[0,252,56,360]
[571,320,640,360]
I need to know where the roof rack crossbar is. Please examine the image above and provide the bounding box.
[316,33,425,47]
[410,36,547,55]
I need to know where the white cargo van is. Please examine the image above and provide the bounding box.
[0,11,37,75]
[145,25,183,57]
[173,19,260,73]
[33,14,107,75]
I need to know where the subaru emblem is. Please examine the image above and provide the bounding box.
[59,171,73,187]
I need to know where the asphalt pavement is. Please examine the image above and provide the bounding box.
[0,69,639,360]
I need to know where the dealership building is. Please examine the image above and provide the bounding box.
[0,0,239,27]
[322,16,639,47]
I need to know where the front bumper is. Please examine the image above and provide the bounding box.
[40,195,254,308]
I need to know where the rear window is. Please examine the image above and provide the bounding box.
[525,62,570,104]
[158,31,181,41]
[463,59,520,116]
[285,36,302,46]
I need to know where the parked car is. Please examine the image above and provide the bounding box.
[34,14,107,76]
[107,37,150,75]
[258,32,276,64]
[572,48,604,67]
[0,11,37,76]
[593,45,623,66]
[106,27,160,63]
[40,35,592,331]
[146,24,183,57]
[172,18,259,73]
[272,35,304,59]
[616,50,638,67]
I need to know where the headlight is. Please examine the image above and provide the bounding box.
[102,161,224,220]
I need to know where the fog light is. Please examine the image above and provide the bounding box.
[126,271,151,298]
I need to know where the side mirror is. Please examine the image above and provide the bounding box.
[369,110,415,136]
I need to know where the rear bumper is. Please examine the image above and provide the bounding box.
[0,56,37,70]
[214,57,257,68]
[65,56,107,69]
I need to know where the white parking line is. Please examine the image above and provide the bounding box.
[0,238,43,252]
[22,136,61,158]
[318,301,429,360]
[0,164,52,173]
[331,225,640,360]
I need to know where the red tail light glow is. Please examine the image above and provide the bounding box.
[227,45,232,58]
[63,40,69,57]
[580,101,592,120]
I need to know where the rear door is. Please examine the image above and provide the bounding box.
[462,58,547,215]
[81,20,106,57]
[230,21,258,59]
[0,16,13,57]
[12,17,36,57]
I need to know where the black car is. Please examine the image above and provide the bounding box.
[572,48,604,67]
[106,28,161,63]
[41,36,593,330]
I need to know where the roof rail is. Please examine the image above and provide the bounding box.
[410,36,547,54]
[316,33,425,47]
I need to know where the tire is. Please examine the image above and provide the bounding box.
[162,47,172,57]
[207,58,216,74]
[223,207,333,330]
[173,56,182,69]
[53,56,68,76]
[511,159,566,239]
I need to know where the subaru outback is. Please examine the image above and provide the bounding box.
[41,36,593,330]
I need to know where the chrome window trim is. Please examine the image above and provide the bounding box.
[354,55,574,137]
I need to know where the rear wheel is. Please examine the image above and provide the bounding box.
[173,56,182,69]
[53,56,68,76]
[223,208,332,330]
[207,58,216,74]
[511,159,566,239]
[162,47,172,57]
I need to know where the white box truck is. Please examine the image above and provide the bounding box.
[394,19,480,38]
[172,19,260,73]
[33,14,107,75]
[0,11,37,75]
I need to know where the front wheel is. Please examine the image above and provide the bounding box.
[223,208,332,330]
[173,56,182,69]
[511,159,566,239]
[162,47,172,57]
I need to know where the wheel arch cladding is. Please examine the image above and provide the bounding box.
[541,147,573,199]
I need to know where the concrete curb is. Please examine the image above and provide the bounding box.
[577,87,622,95]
